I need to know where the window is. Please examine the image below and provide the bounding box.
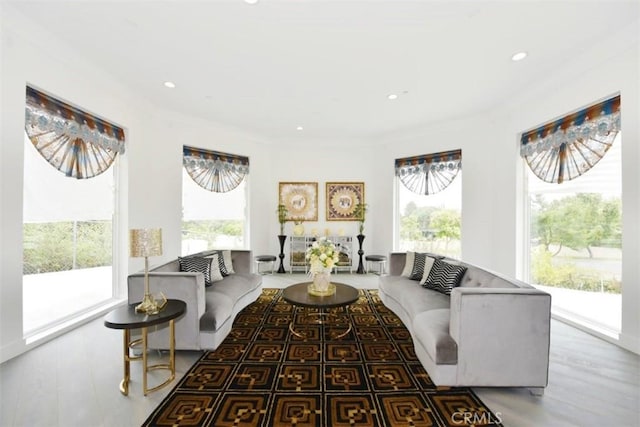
[22,86,123,335]
[395,150,462,258]
[521,95,622,335]
[181,146,249,254]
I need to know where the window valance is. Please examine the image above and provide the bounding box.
[183,145,249,193]
[395,149,461,195]
[520,95,620,184]
[24,86,125,179]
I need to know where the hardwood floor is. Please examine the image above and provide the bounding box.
[1,273,638,426]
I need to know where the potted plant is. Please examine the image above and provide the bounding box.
[353,202,368,274]
[354,203,368,235]
[277,204,288,235]
[276,204,289,273]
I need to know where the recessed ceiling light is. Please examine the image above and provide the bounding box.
[511,51,528,62]
[296,126,304,131]
[164,81,176,88]
[245,0,259,4]
[387,94,398,100]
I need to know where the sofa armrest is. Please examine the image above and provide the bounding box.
[449,287,551,386]
[128,272,206,319]
[388,252,407,276]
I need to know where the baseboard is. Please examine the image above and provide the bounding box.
[551,313,639,355]
[618,332,640,355]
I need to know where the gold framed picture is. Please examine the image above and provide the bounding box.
[326,182,365,221]
[279,182,318,221]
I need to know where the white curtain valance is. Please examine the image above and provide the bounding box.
[395,149,461,195]
[520,95,620,184]
[24,86,125,179]
[183,145,249,193]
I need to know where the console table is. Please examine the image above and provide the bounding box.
[289,235,353,273]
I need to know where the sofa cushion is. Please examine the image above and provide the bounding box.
[200,291,234,332]
[422,258,467,295]
[178,256,213,286]
[400,251,415,277]
[221,250,235,275]
[207,253,225,283]
[409,252,431,280]
[418,256,436,285]
[207,273,262,302]
[379,276,450,319]
[413,309,458,365]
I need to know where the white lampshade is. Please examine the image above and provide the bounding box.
[129,228,163,258]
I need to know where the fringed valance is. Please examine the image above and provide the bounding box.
[520,95,620,184]
[24,86,125,179]
[183,145,249,193]
[395,149,461,195]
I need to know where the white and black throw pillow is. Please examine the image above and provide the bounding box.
[401,251,415,277]
[216,251,229,277]
[422,258,467,295]
[179,256,213,286]
[208,253,225,283]
[221,250,235,275]
[419,256,436,285]
[409,252,429,280]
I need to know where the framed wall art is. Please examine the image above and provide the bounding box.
[279,182,318,221]
[326,182,365,221]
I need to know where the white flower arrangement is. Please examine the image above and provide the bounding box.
[306,237,340,273]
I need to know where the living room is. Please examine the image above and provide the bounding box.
[1,1,639,426]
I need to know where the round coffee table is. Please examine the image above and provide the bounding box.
[282,282,359,339]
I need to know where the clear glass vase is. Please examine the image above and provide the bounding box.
[309,269,335,296]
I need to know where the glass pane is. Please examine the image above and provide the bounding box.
[22,135,114,334]
[526,134,622,333]
[396,171,462,258]
[182,169,248,254]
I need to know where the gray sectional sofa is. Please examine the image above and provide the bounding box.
[128,249,262,351]
[379,252,551,394]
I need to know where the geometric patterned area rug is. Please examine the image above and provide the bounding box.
[143,288,503,426]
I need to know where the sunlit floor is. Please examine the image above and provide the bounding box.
[22,267,113,334]
[536,284,622,333]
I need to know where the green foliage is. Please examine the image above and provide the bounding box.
[23,221,112,274]
[429,209,461,242]
[400,215,423,241]
[531,246,621,293]
[182,220,243,248]
[399,204,461,257]
[353,203,368,234]
[276,204,288,235]
[531,193,621,257]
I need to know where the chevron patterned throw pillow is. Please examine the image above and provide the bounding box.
[179,256,213,286]
[422,258,467,295]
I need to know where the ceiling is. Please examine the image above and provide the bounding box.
[6,1,639,145]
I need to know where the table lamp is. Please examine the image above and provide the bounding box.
[130,228,166,315]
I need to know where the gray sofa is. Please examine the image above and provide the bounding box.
[379,252,551,394]
[128,249,262,351]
